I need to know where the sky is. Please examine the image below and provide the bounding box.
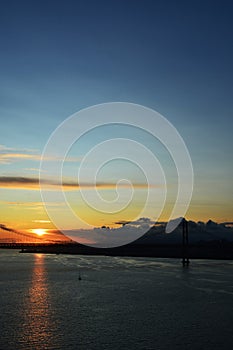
[0,0,232,243]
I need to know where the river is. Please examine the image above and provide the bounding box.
[0,249,233,350]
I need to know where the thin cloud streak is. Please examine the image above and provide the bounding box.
[0,152,81,164]
[0,153,42,164]
[0,145,38,153]
[4,201,66,208]
[0,176,152,191]
[33,220,51,223]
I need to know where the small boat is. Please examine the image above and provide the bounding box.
[78,272,82,281]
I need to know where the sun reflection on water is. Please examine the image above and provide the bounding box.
[19,254,58,349]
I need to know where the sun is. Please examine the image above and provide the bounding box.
[31,228,47,236]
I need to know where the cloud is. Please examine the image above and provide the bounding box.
[0,176,150,191]
[5,201,64,208]
[1,218,233,247]
[0,152,81,164]
[0,176,41,190]
[0,223,44,241]
[0,145,81,164]
[0,145,40,164]
[0,222,72,243]
[0,153,42,164]
[49,229,96,245]
[0,145,38,153]
[0,145,13,151]
[32,220,51,223]
[0,176,78,190]
[222,222,233,227]
[0,223,18,234]
[59,220,157,248]
[58,218,233,248]
[134,219,233,245]
[24,168,47,172]
[120,217,154,226]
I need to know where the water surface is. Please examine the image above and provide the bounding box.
[1,249,233,350]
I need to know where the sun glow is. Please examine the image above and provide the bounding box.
[31,228,47,236]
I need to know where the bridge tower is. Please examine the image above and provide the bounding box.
[182,218,189,266]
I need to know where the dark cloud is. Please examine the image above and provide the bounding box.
[0,176,39,184]
[115,218,166,227]
[64,218,233,247]
[0,223,18,234]
[0,176,149,191]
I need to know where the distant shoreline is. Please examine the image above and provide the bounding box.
[1,243,233,260]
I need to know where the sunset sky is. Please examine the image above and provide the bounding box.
[0,0,232,243]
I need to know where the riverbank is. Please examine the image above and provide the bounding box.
[16,242,233,260]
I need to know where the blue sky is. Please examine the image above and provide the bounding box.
[0,0,233,235]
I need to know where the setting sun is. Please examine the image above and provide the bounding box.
[31,228,47,236]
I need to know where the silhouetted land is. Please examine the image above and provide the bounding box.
[1,241,233,260]
[1,219,233,260]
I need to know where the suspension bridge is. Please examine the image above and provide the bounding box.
[0,224,71,249]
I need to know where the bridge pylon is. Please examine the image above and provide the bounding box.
[182,218,189,266]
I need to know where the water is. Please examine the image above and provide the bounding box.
[1,249,233,350]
